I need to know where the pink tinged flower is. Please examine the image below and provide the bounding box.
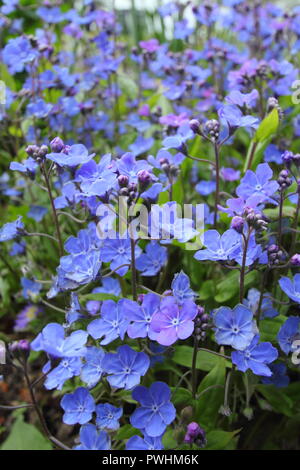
[150,297,197,346]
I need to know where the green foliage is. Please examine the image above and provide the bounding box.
[1,416,52,450]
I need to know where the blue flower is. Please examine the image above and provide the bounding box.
[102,345,150,390]
[236,163,279,204]
[171,270,195,305]
[277,316,300,354]
[213,304,256,350]
[130,382,176,437]
[3,37,39,74]
[93,277,121,297]
[26,99,52,118]
[44,357,82,390]
[279,274,300,303]
[100,237,141,276]
[74,424,110,450]
[232,335,278,376]
[162,123,193,149]
[87,299,129,345]
[31,323,88,358]
[129,135,154,157]
[27,205,48,222]
[21,277,41,300]
[126,434,164,450]
[195,180,216,196]
[122,294,160,340]
[244,288,278,319]
[96,403,123,430]
[136,242,167,276]
[57,250,101,290]
[75,154,117,196]
[46,144,95,168]
[218,104,259,130]
[0,217,24,242]
[10,158,38,177]
[194,229,241,262]
[81,346,106,388]
[261,363,290,388]
[61,387,95,425]
[150,296,197,346]
[116,152,150,183]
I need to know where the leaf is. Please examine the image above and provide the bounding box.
[115,424,140,441]
[215,270,258,303]
[205,429,241,450]
[254,109,279,143]
[264,206,296,220]
[256,385,294,417]
[172,345,231,371]
[162,429,177,449]
[259,315,286,343]
[195,358,226,428]
[171,387,192,406]
[118,73,138,100]
[1,416,52,450]
[80,293,120,302]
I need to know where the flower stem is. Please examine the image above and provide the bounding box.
[192,336,199,399]
[41,163,64,257]
[239,230,251,303]
[130,237,137,301]
[213,141,220,228]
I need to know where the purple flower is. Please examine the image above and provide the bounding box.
[14,304,40,332]
[61,387,95,425]
[126,435,163,450]
[81,346,106,388]
[139,38,160,53]
[279,274,300,303]
[116,152,151,184]
[220,167,240,182]
[171,270,195,305]
[226,89,259,109]
[194,229,241,262]
[0,217,24,242]
[136,242,167,276]
[96,403,123,430]
[236,163,279,204]
[213,304,256,350]
[46,144,95,168]
[277,316,300,355]
[130,382,176,437]
[31,323,88,358]
[102,345,150,390]
[232,335,278,376]
[87,299,129,345]
[150,296,197,346]
[122,293,160,340]
[74,424,110,450]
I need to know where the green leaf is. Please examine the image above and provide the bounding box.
[215,270,258,303]
[264,206,296,220]
[254,109,279,143]
[118,73,138,100]
[1,416,52,450]
[162,429,177,450]
[80,293,120,302]
[205,429,241,450]
[195,358,226,427]
[256,385,294,417]
[171,387,192,406]
[115,424,140,441]
[259,315,286,343]
[172,345,231,371]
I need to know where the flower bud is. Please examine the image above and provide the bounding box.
[50,136,64,153]
[137,170,152,189]
[118,174,129,188]
[189,119,201,135]
[184,422,207,448]
[290,254,300,266]
[231,216,244,234]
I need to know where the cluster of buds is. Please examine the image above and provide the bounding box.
[194,306,210,342]
[267,97,283,119]
[277,169,292,191]
[244,208,268,231]
[118,175,138,205]
[26,144,49,163]
[268,244,284,266]
[256,62,270,80]
[203,119,220,141]
[159,157,179,180]
[184,422,207,448]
